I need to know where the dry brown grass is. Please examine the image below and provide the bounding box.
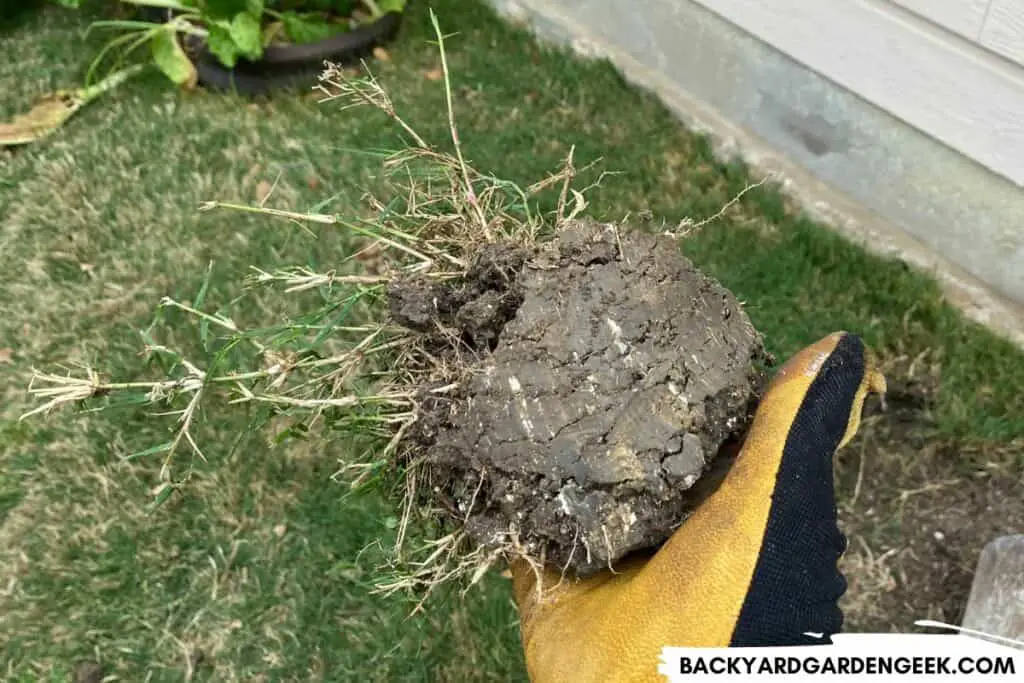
[17,12,621,617]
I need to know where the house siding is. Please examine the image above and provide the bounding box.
[891,0,990,41]
[486,0,1024,338]
[692,0,1024,189]
[981,0,1024,67]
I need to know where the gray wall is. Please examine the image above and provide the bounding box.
[488,0,1024,345]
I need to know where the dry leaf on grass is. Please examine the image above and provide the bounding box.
[0,65,143,147]
[423,67,444,81]
[255,180,274,204]
[0,348,13,364]
[0,93,82,146]
[352,241,386,274]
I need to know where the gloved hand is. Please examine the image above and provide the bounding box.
[510,331,887,683]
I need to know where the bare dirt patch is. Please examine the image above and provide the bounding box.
[837,357,1024,632]
[390,220,768,574]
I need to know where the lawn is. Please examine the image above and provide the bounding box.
[2,1,1023,681]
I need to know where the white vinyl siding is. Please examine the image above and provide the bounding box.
[980,0,1024,67]
[693,0,1024,187]
[891,0,990,40]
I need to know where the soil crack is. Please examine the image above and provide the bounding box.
[390,220,767,574]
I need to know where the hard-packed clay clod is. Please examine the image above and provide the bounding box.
[396,220,768,575]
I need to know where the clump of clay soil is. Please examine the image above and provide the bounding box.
[388,220,769,575]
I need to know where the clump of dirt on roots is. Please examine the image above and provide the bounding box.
[389,219,769,575]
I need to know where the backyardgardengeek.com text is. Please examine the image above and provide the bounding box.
[678,655,1016,676]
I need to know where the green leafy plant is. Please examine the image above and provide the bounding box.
[54,0,406,87]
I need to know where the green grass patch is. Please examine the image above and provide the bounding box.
[2,0,1022,681]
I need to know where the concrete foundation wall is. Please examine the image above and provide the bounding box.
[487,0,1024,345]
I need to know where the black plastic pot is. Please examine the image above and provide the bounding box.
[140,8,403,95]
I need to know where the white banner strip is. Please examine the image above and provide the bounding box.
[659,629,1024,682]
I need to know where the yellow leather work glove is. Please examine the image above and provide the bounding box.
[510,331,887,683]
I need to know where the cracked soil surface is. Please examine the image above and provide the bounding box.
[390,220,768,574]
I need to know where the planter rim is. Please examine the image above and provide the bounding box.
[141,7,402,73]
[210,11,403,73]
[140,6,404,93]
